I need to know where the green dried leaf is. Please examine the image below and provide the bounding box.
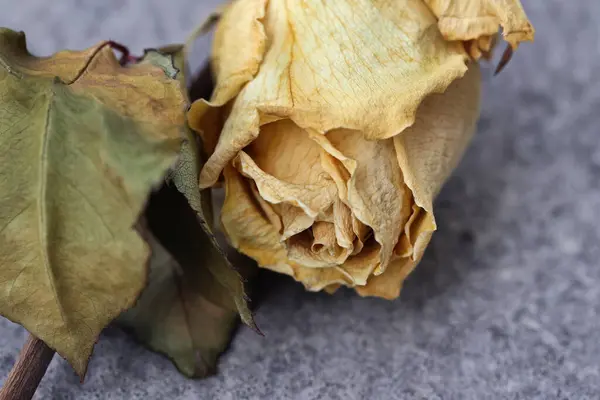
[120,187,241,378]
[170,131,256,327]
[162,45,255,328]
[0,29,184,378]
[118,47,258,377]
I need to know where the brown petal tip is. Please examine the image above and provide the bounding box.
[494,45,514,76]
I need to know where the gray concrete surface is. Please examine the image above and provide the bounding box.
[1,1,599,399]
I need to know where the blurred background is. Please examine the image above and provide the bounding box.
[1,1,598,399]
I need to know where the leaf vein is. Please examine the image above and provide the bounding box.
[0,201,32,235]
[38,88,67,325]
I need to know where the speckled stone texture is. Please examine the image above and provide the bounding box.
[0,1,598,399]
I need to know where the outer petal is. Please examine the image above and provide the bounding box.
[353,63,481,299]
[423,0,534,49]
[198,0,469,187]
[355,258,415,299]
[220,165,287,268]
[394,64,481,214]
[210,0,268,103]
[293,265,354,292]
[376,63,481,295]
[340,242,382,286]
[188,0,268,154]
[395,204,423,258]
[357,207,436,299]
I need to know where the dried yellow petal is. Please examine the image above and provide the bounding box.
[395,64,481,214]
[423,0,535,49]
[189,0,533,299]
[192,0,470,188]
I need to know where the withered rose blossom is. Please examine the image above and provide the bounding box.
[188,0,534,299]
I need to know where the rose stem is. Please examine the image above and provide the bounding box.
[0,334,55,400]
